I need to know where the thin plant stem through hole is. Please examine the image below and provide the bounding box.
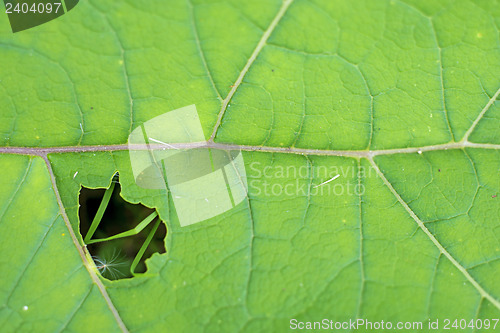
[79,175,166,280]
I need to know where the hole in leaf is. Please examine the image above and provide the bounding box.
[78,174,166,280]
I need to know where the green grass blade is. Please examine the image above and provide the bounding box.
[130,217,161,276]
[86,211,158,244]
[84,181,116,243]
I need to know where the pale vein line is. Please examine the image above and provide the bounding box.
[393,0,454,141]
[1,141,499,158]
[226,150,255,315]
[335,54,375,149]
[397,0,498,144]
[101,13,134,135]
[4,216,57,304]
[0,44,85,145]
[426,253,441,317]
[355,159,365,319]
[431,19,455,142]
[0,158,32,222]
[291,59,306,147]
[243,198,256,315]
[462,86,500,142]
[412,2,456,142]
[368,157,500,310]
[208,0,294,142]
[57,286,93,332]
[186,0,222,101]
[41,156,129,333]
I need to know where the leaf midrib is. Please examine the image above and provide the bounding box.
[1,141,499,157]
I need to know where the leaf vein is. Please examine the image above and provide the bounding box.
[42,156,130,333]
[209,0,294,142]
[186,0,223,102]
[368,156,500,311]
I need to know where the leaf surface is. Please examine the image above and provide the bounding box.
[0,0,500,332]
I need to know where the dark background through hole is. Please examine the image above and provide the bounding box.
[79,182,166,280]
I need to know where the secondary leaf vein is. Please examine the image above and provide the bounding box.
[368,157,500,311]
[209,0,294,142]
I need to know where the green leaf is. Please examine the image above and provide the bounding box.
[1,0,500,332]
